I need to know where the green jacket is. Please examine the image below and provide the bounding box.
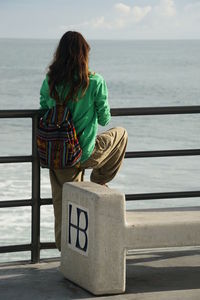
[40,72,111,163]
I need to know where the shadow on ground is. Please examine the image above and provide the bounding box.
[0,248,200,299]
[126,248,200,294]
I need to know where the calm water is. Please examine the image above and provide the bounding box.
[0,39,200,262]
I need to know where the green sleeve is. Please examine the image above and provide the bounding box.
[40,77,55,109]
[94,78,111,126]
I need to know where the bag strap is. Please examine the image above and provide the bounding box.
[62,106,70,123]
[54,102,71,125]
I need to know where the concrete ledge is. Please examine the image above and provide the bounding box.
[60,182,126,295]
[126,210,200,249]
[60,182,200,295]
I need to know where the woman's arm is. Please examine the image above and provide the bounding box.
[94,78,111,126]
[40,77,55,109]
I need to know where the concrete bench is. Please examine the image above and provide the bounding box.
[60,182,200,295]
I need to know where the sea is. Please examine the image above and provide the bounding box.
[0,38,200,262]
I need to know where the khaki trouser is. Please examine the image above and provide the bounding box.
[49,127,128,250]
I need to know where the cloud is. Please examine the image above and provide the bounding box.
[59,0,200,39]
[110,3,152,29]
[64,4,152,31]
[60,2,153,33]
[115,3,152,23]
[60,16,113,32]
[92,16,112,29]
[132,6,152,22]
[115,3,131,14]
[60,21,90,31]
[155,0,176,17]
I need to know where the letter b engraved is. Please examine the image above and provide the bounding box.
[68,203,89,255]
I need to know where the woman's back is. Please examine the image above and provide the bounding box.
[40,72,110,162]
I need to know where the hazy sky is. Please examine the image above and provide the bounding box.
[0,0,200,39]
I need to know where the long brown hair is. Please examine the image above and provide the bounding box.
[47,31,90,103]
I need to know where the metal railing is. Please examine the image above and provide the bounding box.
[0,106,200,263]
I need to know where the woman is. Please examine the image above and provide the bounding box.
[40,31,128,251]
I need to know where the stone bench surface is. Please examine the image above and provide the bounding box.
[126,210,200,225]
[125,209,200,250]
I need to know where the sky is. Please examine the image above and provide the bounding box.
[0,0,200,40]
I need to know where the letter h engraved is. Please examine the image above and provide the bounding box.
[68,203,89,253]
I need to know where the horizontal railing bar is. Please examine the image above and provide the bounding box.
[111,106,200,116]
[0,198,51,208]
[0,243,57,254]
[0,106,200,119]
[125,149,200,158]
[125,191,200,201]
[0,244,31,253]
[1,149,200,165]
[0,110,40,118]
[40,242,56,250]
[1,189,200,208]
[0,199,32,208]
[40,198,52,206]
[0,156,32,164]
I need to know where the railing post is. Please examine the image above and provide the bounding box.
[31,114,41,263]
